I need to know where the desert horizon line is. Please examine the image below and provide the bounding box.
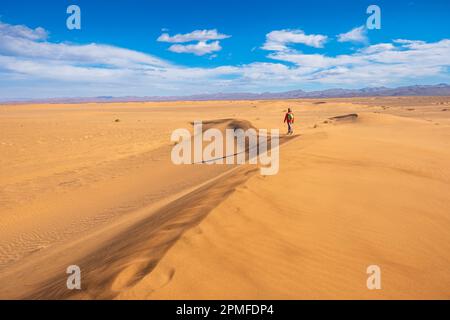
[1,83,449,104]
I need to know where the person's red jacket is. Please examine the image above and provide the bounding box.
[284,112,294,124]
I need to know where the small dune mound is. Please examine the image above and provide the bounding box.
[186,118,289,164]
[328,113,358,123]
[186,119,260,164]
[201,118,257,133]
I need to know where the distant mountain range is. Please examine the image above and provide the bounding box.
[2,83,450,104]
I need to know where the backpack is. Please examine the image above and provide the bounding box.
[287,113,294,121]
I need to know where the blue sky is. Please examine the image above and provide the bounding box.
[0,0,449,99]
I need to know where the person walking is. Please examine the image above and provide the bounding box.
[284,108,295,135]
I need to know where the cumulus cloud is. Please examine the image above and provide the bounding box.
[168,41,222,56]
[262,29,328,51]
[157,29,230,43]
[337,25,368,44]
[0,21,48,41]
[266,39,450,85]
[157,29,230,56]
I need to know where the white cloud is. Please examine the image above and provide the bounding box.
[337,25,368,44]
[169,41,221,56]
[0,21,48,41]
[157,29,230,43]
[360,43,394,54]
[157,29,230,56]
[262,29,328,51]
[266,39,450,85]
[0,22,170,70]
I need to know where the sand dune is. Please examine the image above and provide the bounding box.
[121,111,450,299]
[0,97,449,299]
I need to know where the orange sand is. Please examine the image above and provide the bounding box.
[0,97,449,299]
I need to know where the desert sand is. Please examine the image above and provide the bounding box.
[0,97,449,299]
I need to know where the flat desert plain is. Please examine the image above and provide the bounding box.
[0,97,449,299]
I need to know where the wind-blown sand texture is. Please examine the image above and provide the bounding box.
[0,97,449,299]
